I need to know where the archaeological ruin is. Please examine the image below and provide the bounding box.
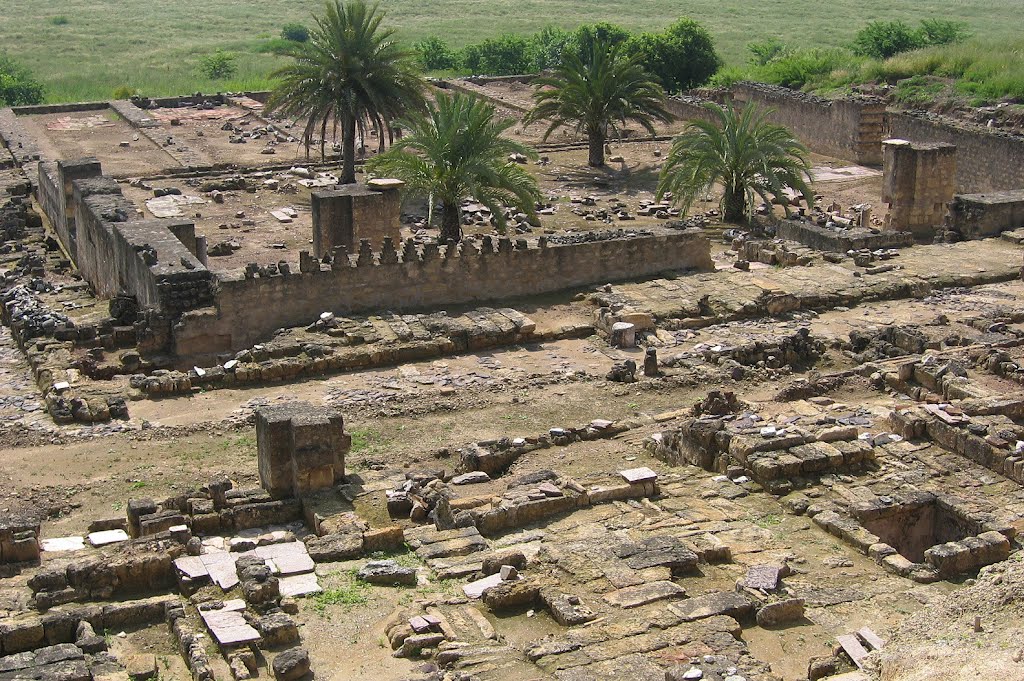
[0,70,1023,681]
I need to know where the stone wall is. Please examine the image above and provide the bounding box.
[775,219,914,252]
[886,112,1024,193]
[882,139,957,239]
[730,83,885,165]
[173,229,714,354]
[946,190,1024,239]
[310,181,403,257]
[69,176,214,315]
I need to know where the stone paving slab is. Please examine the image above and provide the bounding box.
[87,529,129,547]
[278,572,321,597]
[602,580,686,608]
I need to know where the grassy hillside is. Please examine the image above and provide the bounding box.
[1,0,1019,103]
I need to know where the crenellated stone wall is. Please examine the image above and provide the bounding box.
[173,229,714,355]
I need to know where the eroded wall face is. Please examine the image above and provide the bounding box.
[174,230,716,354]
[882,139,957,239]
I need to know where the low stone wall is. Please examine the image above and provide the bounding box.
[947,190,1024,239]
[645,417,874,495]
[886,112,1024,193]
[173,229,714,353]
[776,219,914,252]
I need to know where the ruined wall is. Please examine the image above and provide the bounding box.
[946,190,1024,239]
[70,177,213,315]
[174,229,714,354]
[882,139,957,239]
[730,83,885,165]
[886,112,1024,193]
[310,182,402,258]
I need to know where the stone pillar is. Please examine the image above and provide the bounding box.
[256,402,351,499]
[310,180,404,258]
[882,139,956,240]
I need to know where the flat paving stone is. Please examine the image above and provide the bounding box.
[463,573,504,599]
[620,467,658,484]
[174,555,209,580]
[602,580,685,608]
[200,606,260,646]
[40,537,85,552]
[87,529,129,547]
[278,572,322,597]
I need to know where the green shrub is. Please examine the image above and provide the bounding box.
[853,20,922,59]
[112,85,138,99]
[49,15,71,26]
[281,22,309,42]
[528,26,572,71]
[199,50,236,80]
[758,48,850,89]
[0,54,44,105]
[747,38,790,66]
[460,34,532,75]
[625,18,720,92]
[917,19,970,47]
[567,22,631,60]
[414,36,456,71]
[709,65,746,88]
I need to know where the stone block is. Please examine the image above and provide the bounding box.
[256,402,348,499]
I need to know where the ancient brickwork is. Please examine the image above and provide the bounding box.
[882,139,956,239]
[887,111,1024,193]
[173,229,714,353]
[310,180,403,257]
[256,402,350,499]
[946,190,1024,239]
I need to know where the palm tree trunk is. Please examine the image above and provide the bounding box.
[340,113,357,184]
[723,183,747,223]
[588,129,605,167]
[440,202,462,243]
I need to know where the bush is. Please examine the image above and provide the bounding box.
[568,22,631,60]
[626,18,721,92]
[758,48,850,89]
[281,23,310,43]
[748,38,790,66]
[199,50,237,80]
[49,15,70,26]
[0,54,44,105]
[853,20,922,59]
[709,65,746,88]
[917,19,970,47]
[460,34,532,75]
[414,37,456,71]
[528,26,572,71]
[112,85,138,100]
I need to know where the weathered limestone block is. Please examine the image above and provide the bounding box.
[668,591,753,622]
[256,402,350,499]
[755,597,805,626]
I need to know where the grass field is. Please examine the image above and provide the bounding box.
[1,0,1020,103]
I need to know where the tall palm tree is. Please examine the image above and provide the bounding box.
[524,36,671,167]
[367,92,541,243]
[657,102,813,223]
[266,0,426,184]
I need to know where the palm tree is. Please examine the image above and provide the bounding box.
[524,36,671,167]
[367,92,541,243]
[657,101,813,223]
[266,0,426,184]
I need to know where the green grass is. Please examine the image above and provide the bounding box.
[310,571,370,614]
[1,0,1017,103]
